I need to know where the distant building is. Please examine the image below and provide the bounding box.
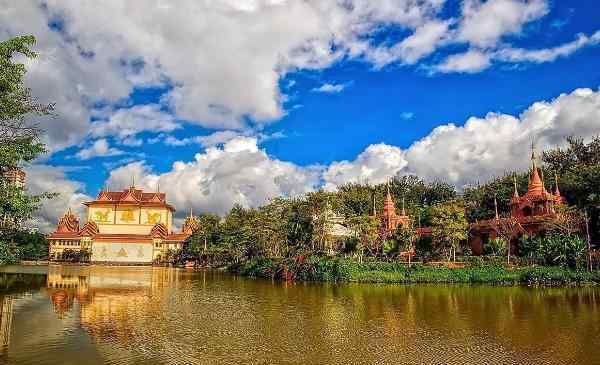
[48,185,197,264]
[469,148,566,254]
[380,183,411,235]
[1,168,25,189]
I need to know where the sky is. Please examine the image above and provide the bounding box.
[1,0,599,232]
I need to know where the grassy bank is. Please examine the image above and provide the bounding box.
[232,256,600,286]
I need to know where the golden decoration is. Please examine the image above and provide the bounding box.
[146,211,161,225]
[120,209,135,223]
[94,209,111,223]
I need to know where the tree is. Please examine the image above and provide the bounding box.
[347,215,379,263]
[430,200,468,262]
[490,214,524,265]
[542,136,600,243]
[392,223,417,267]
[0,35,54,262]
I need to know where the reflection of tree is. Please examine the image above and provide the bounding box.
[0,296,13,354]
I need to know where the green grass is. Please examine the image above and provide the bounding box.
[232,257,600,286]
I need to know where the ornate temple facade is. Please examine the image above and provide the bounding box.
[48,186,198,264]
[469,149,565,254]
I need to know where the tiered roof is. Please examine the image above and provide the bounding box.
[86,186,175,210]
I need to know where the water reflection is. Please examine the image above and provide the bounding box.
[0,265,598,364]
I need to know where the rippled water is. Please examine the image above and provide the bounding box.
[0,265,598,364]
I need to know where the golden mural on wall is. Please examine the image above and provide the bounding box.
[120,210,136,223]
[146,211,161,225]
[94,209,111,223]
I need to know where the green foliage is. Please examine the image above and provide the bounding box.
[484,238,507,256]
[430,200,468,261]
[232,255,600,286]
[0,35,55,265]
[520,234,587,269]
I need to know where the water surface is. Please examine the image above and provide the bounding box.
[0,265,598,364]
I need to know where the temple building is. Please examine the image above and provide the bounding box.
[48,185,197,264]
[469,148,566,254]
[380,183,411,235]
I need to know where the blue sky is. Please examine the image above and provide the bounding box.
[3,0,600,230]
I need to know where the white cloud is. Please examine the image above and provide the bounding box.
[323,143,408,190]
[494,31,600,63]
[28,88,600,227]
[368,19,452,66]
[2,0,598,156]
[323,88,600,188]
[106,137,322,216]
[457,0,548,48]
[436,30,600,73]
[90,104,180,143]
[436,49,492,73]
[75,139,124,160]
[312,83,348,94]
[24,165,92,233]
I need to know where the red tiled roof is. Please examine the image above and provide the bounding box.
[85,187,175,211]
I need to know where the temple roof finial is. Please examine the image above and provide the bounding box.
[513,175,519,198]
[494,196,499,220]
[401,195,406,216]
[554,173,561,196]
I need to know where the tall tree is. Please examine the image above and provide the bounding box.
[0,35,54,255]
[430,200,468,262]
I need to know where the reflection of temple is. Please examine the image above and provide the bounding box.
[469,148,566,254]
[45,266,183,354]
[48,185,198,264]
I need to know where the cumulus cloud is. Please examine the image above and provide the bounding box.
[323,144,407,190]
[75,139,124,160]
[24,165,92,233]
[27,88,600,229]
[6,0,593,155]
[322,88,600,188]
[106,137,322,217]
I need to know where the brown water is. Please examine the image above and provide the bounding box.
[0,265,598,365]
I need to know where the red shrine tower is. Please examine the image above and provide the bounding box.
[509,148,564,220]
[380,182,411,234]
[469,146,566,255]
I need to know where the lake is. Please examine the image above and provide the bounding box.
[0,265,598,364]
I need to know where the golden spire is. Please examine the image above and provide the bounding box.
[513,175,519,198]
[554,173,561,196]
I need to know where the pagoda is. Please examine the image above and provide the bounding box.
[380,182,411,235]
[469,146,566,255]
[48,185,195,264]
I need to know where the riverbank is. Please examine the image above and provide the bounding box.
[232,257,600,286]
